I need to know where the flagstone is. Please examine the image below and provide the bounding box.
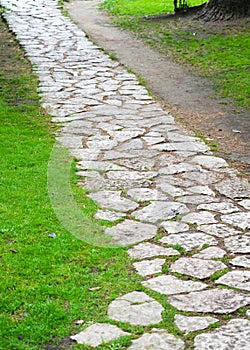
[174,315,219,334]
[142,275,207,295]
[127,242,179,260]
[133,258,165,276]
[216,270,250,291]
[160,232,217,251]
[107,291,163,325]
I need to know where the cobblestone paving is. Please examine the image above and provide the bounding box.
[1,0,249,348]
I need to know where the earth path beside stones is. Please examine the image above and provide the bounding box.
[1,0,249,349]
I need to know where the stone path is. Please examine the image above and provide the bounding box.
[1,0,249,348]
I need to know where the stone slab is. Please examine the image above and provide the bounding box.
[107,291,163,325]
[168,289,250,314]
[70,323,130,347]
[230,255,250,268]
[174,315,219,333]
[88,190,138,212]
[221,212,250,230]
[193,247,226,259]
[127,328,185,350]
[170,257,227,279]
[216,270,250,291]
[160,232,217,251]
[194,319,250,350]
[224,234,250,253]
[142,275,207,295]
[127,242,180,260]
[133,258,165,276]
[104,219,157,246]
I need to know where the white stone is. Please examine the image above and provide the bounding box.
[191,155,228,169]
[193,247,226,259]
[128,328,185,350]
[94,210,126,222]
[133,258,165,276]
[194,319,250,350]
[221,212,250,230]
[239,199,250,210]
[224,234,250,253]
[160,221,189,234]
[127,242,179,260]
[197,202,239,214]
[174,315,219,333]
[230,255,250,268]
[142,275,207,295]
[199,223,240,238]
[127,188,168,201]
[88,190,138,212]
[181,211,217,225]
[107,291,163,325]
[216,270,250,291]
[70,323,130,347]
[160,232,217,251]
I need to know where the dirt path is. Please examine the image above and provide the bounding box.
[65,0,250,174]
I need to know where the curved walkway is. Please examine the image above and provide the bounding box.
[1,0,250,348]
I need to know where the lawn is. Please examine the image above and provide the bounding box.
[101,0,250,109]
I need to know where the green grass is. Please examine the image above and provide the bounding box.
[101,0,250,109]
[0,19,142,350]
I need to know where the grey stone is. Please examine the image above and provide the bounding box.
[142,275,207,295]
[132,201,189,224]
[160,221,189,234]
[177,195,219,205]
[197,202,239,214]
[170,257,227,279]
[199,224,240,238]
[117,157,156,171]
[230,255,250,268]
[174,315,219,334]
[127,188,168,201]
[88,190,138,212]
[191,155,228,169]
[224,234,250,253]
[188,185,215,196]
[107,291,163,325]
[181,212,217,225]
[158,163,201,175]
[221,212,250,230]
[160,232,217,251]
[127,328,185,350]
[104,219,157,246]
[194,319,250,350]
[182,170,224,184]
[106,170,158,181]
[108,128,145,142]
[216,270,250,291]
[157,182,188,197]
[133,258,165,276]
[167,132,198,142]
[70,323,130,347]
[94,210,126,222]
[193,247,226,259]
[239,199,250,210]
[215,177,250,199]
[153,142,209,153]
[77,160,123,171]
[127,242,180,260]
[168,289,250,313]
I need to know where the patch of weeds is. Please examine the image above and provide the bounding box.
[210,268,229,281]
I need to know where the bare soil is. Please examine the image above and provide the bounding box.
[66,0,250,176]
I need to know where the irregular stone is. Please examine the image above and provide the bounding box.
[197,202,240,214]
[127,188,168,201]
[117,157,155,171]
[70,323,130,347]
[127,242,180,260]
[160,232,217,251]
[106,170,158,181]
[216,270,250,291]
[127,328,185,350]
[224,234,250,253]
[107,291,163,325]
[94,210,126,222]
[77,160,123,171]
[157,182,188,197]
[88,190,138,212]
[104,219,157,246]
[194,319,250,350]
[230,255,250,268]
[167,132,198,142]
[133,258,165,276]
[181,212,217,225]
[221,212,250,230]
[159,163,201,175]
[198,224,240,238]
[182,170,224,184]
[168,289,250,313]
[193,247,226,259]
[116,138,143,151]
[188,185,215,196]
[153,142,209,153]
[177,195,219,205]
[170,257,227,279]
[160,221,189,234]
[191,155,228,169]
[108,128,145,142]
[174,315,219,333]
[142,275,207,295]
[132,201,189,224]
[239,199,250,210]
[215,177,250,199]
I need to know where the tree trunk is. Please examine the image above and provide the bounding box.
[198,0,250,21]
